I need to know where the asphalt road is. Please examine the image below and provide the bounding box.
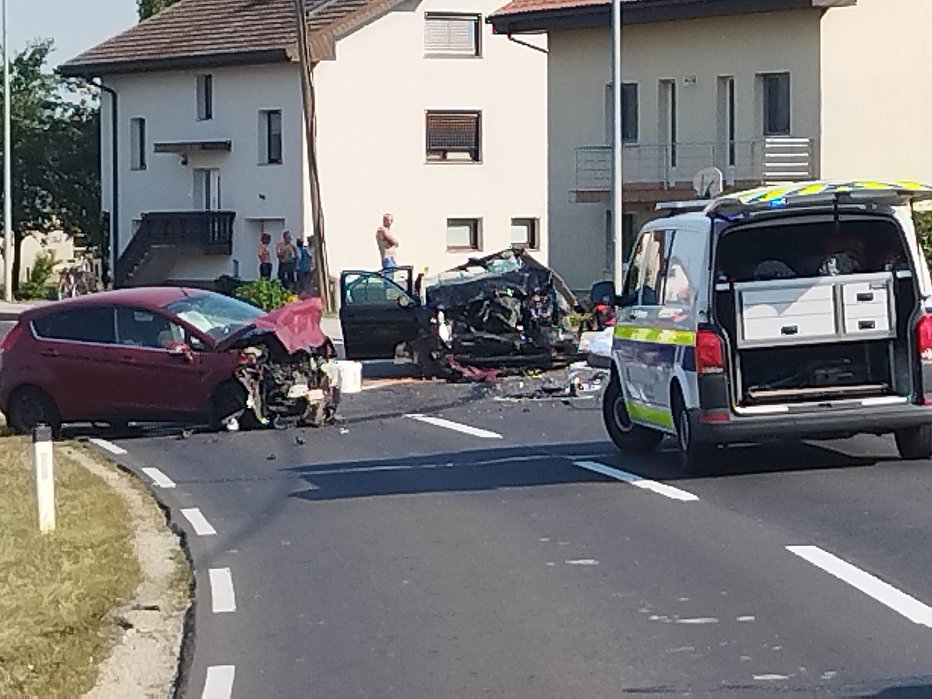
[92,381,932,698]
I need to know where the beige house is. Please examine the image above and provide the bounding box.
[490,0,932,291]
[61,0,547,291]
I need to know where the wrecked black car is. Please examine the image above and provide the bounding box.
[338,249,582,377]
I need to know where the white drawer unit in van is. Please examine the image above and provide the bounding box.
[733,272,895,348]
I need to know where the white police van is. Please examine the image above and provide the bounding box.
[603,180,932,471]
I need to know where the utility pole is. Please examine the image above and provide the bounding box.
[293,0,333,311]
[3,0,12,302]
[611,0,624,293]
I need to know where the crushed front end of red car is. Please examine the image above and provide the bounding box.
[222,298,340,429]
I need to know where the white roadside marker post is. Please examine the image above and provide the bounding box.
[33,425,55,533]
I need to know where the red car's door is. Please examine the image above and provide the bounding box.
[29,305,122,420]
[113,306,220,420]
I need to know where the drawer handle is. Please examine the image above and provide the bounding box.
[856,292,874,302]
[858,320,876,330]
[781,325,799,335]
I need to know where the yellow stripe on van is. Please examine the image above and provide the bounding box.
[626,402,675,430]
[614,325,696,346]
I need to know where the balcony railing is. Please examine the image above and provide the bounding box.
[116,210,235,287]
[575,137,815,193]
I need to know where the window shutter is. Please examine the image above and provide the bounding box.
[425,16,478,55]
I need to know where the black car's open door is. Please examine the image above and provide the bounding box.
[339,267,423,359]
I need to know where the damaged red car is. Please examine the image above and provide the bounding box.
[0,288,339,436]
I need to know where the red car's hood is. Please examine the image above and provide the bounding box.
[219,298,328,353]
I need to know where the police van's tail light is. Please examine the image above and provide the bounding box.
[696,329,725,375]
[917,315,932,362]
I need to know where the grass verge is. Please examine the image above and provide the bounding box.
[0,437,141,697]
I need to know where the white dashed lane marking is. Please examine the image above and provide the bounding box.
[88,438,127,455]
[787,545,932,628]
[202,665,235,698]
[141,467,176,489]
[180,508,217,536]
[404,414,503,439]
[573,461,699,502]
[209,568,237,614]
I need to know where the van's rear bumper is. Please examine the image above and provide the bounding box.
[690,403,932,444]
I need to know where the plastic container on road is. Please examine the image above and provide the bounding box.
[329,360,362,394]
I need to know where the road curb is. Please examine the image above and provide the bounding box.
[81,439,198,699]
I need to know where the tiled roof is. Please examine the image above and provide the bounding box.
[488,0,855,33]
[492,0,619,18]
[60,0,402,76]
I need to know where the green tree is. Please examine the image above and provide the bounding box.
[137,0,182,20]
[0,41,101,292]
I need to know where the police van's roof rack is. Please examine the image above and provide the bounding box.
[655,199,713,215]
[704,180,932,220]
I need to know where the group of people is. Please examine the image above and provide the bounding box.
[254,213,399,293]
[257,230,315,294]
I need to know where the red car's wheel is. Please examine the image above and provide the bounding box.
[7,386,61,438]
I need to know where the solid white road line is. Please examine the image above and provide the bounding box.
[787,545,932,628]
[573,461,700,502]
[180,508,217,536]
[405,414,503,439]
[209,568,237,613]
[202,665,235,699]
[88,438,127,455]
[141,467,176,489]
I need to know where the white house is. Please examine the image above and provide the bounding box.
[489,0,932,291]
[60,0,548,292]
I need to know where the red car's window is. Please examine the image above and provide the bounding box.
[31,307,116,344]
[116,307,185,349]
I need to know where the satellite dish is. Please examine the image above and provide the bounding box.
[693,166,724,199]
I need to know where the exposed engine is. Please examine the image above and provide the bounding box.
[232,334,339,430]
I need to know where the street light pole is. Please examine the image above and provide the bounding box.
[2,0,12,302]
[611,0,624,293]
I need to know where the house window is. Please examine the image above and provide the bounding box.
[510,218,539,249]
[425,14,481,56]
[604,82,638,143]
[259,109,283,164]
[762,72,791,135]
[446,218,481,250]
[196,74,213,121]
[426,111,481,162]
[130,117,146,170]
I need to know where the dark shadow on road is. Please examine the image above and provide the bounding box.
[284,440,618,501]
[282,436,901,502]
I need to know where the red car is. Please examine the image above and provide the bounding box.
[0,288,337,436]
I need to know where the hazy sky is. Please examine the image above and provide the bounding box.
[8,0,138,67]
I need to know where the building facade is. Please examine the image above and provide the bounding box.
[490,0,932,292]
[62,0,547,291]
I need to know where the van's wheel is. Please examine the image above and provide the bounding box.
[894,424,932,460]
[673,390,716,473]
[7,386,61,438]
[602,371,663,452]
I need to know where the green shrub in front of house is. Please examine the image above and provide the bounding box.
[233,278,298,311]
[18,251,57,301]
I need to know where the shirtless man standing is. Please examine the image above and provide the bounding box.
[376,213,398,269]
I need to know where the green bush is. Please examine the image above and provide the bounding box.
[916,212,932,265]
[234,278,297,311]
[18,251,57,300]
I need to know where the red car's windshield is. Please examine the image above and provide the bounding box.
[163,293,264,340]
